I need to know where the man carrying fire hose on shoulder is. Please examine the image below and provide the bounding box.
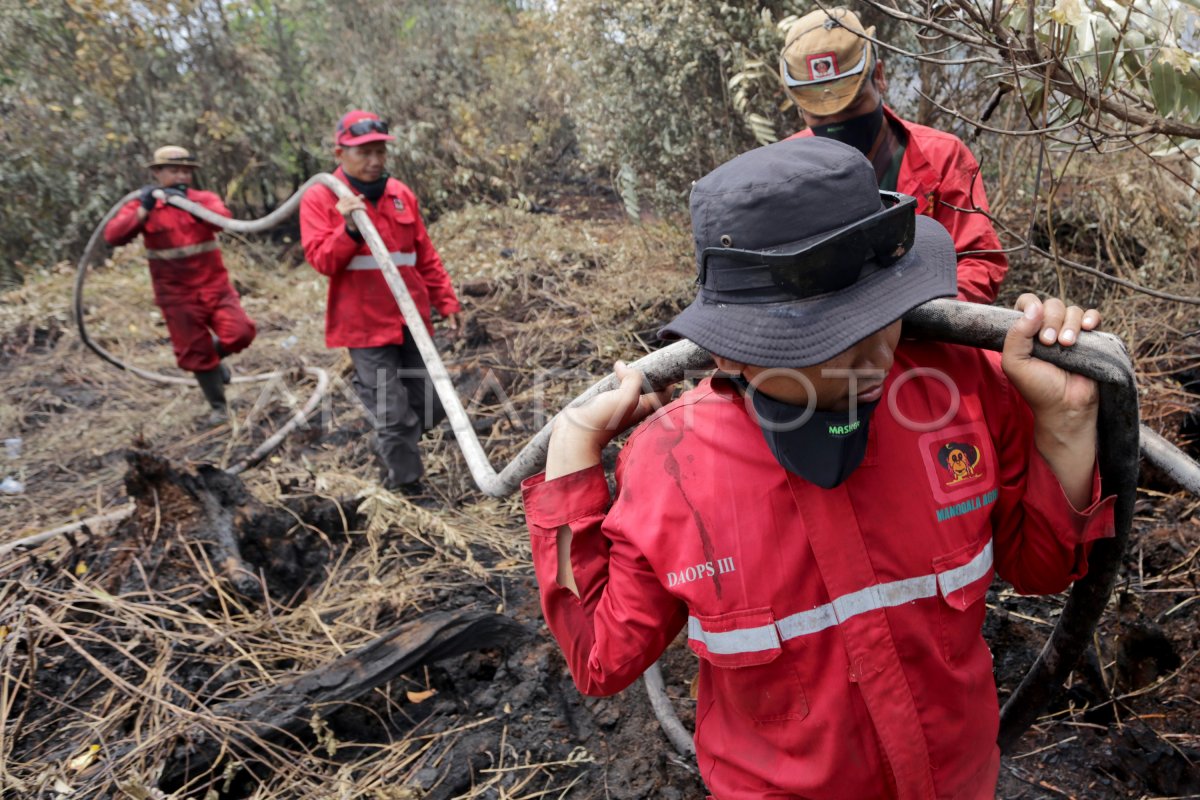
[523,138,1117,799]
[300,110,463,499]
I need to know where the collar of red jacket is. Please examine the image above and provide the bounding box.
[880,105,938,208]
[796,104,936,193]
[333,165,397,198]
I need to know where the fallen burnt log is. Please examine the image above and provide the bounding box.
[153,609,527,792]
[118,448,358,603]
[123,449,261,597]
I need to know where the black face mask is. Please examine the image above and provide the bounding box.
[811,101,884,157]
[734,376,879,489]
[345,172,390,203]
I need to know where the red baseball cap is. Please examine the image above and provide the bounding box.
[335,110,396,147]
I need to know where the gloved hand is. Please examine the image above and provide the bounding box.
[139,185,159,211]
[163,185,188,200]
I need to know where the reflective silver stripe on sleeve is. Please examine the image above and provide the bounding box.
[346,251,417,271]
[688,539,994,653]
[688,616,781,655]
[145,240,219,260]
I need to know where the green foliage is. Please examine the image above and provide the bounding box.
[4,0,1198,286]
[551,0,803,213]
[1012,0,1200,125]
[0,0,572,276]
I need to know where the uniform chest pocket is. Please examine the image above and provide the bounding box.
[143,213,168,236]
[933,538,993,665]
[384,197,416,226]
[687,607,809,723]
[144,208,198,239]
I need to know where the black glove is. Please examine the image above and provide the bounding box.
[163,185,188,200]
[139,185,159,211]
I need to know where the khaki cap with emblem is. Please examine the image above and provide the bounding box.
[146,145,199,169]
[780,7,876,117]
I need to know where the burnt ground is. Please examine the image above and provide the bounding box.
[5,448,1196,799]
[3,443,706,799]
[2,201,1199,798]
[4,368,1197,798]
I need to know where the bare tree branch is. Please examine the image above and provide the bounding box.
[866,0,1200,139]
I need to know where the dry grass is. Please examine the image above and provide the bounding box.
[0,201,695,798]
[0,488,555,798]
[1,178,1198,798]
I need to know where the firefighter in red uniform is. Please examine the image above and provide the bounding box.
[299,110,462,495]
[104,145,256,417]
[780,7,1009,305]
[522,138,1116,799]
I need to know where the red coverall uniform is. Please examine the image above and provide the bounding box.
[790,107,1008,305]
[104,190,255,372]
[298,166,460,348]
[522,339,1115,800]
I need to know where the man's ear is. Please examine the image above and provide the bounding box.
[712,354,747,375]
[333,145,344,163]
[872,58,888,95]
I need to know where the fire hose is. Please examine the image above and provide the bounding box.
[49,177,1200,756]
[72,182,335,476]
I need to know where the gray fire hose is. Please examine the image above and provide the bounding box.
[127,178,717,497]
[67,176,709,553]
[67,178,1200,759]
[905,300,1139,751]
[1139,425,1200,496]
[78,179,1200,501]
[639,299,1144,757]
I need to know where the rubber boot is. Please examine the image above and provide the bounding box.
[195,368,228,422]
[211,334,231,384]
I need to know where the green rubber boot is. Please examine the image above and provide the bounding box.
[194,368,228,422]
[212,335,232,384]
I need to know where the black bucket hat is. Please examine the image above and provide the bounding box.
[660,137,956,367]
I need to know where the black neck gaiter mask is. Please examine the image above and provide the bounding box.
[811,101,885,157]
[346,172,390,203]
[733,376,879,489]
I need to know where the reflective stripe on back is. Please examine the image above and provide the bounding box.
[689,540,994,653]
[347,251,417,271]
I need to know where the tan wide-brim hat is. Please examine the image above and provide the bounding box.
[780,7,876,117]
[146,145,199,169]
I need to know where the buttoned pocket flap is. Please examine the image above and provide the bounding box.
[933,538,993,612]
[687,607,780,669]
[389,196,415,225]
